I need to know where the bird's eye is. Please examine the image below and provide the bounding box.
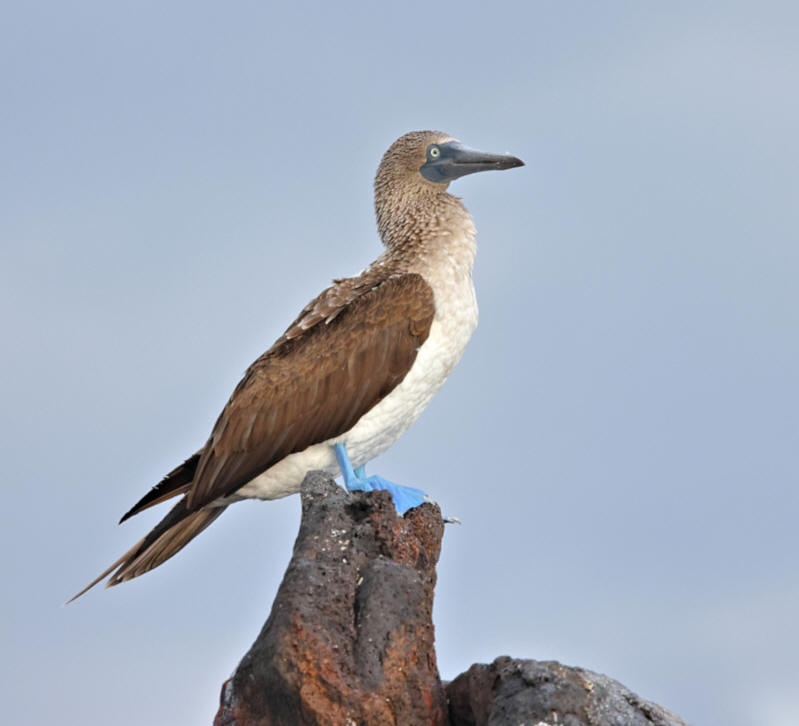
[429,146,440,158]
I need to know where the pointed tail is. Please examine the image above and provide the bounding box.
[69,499,227,602]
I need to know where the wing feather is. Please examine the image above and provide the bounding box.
[118,451,202,523]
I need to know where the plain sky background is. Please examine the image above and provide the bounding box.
[2,2,797,724]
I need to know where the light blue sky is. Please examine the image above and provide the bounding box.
[2,2,797,724]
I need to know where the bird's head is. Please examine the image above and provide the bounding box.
[373,130,524,248]
[375,130,524,193]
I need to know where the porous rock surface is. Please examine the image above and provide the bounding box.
[214,471,448,726]
[446,656,690,726]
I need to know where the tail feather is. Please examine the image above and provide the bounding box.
[67,540,147,603]
[69,498,227,602]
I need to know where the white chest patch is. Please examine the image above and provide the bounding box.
[238,233,478,501]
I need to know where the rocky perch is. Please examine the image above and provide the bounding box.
[214,472,688,726]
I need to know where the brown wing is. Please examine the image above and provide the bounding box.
[185,272,435,510]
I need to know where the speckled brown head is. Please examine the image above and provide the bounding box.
[374,130,523,248]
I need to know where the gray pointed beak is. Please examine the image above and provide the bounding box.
[420,141,525,183]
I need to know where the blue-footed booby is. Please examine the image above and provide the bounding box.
[71,131,523,599]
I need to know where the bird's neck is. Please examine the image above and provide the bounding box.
[374,187,477,276]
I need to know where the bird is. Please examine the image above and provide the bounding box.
[71,130,523,600]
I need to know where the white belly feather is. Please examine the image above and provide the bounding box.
[238,260,478,501]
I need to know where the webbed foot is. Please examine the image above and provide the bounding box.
[333,443,430,515]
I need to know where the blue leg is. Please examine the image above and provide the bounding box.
[333,443,429,515]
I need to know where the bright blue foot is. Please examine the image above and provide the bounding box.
[361,474,428,515]
[334,443,429,515]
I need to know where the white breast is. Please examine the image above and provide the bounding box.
[238,228,478,501]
